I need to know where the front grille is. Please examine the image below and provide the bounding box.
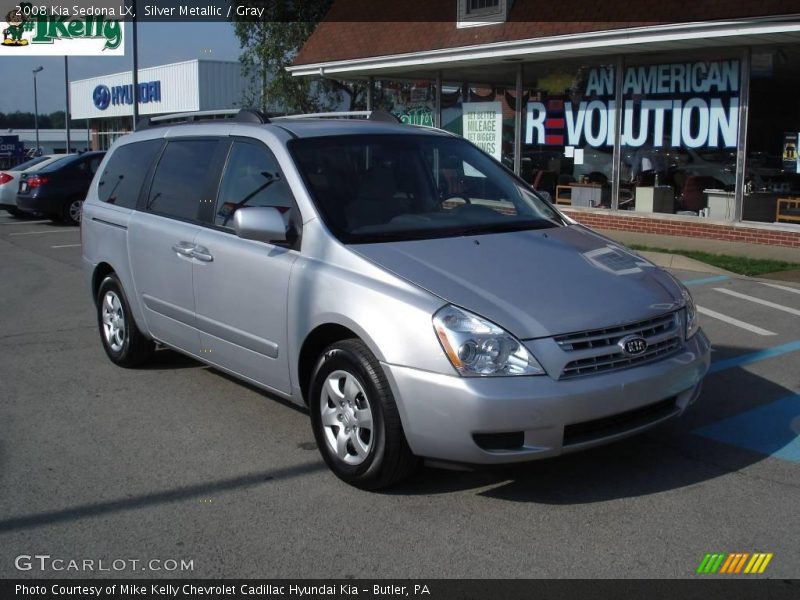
[555,313,677,351]
[563,397,678,446]
[555,312,681,379]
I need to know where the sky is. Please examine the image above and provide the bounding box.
[0,22,243,114]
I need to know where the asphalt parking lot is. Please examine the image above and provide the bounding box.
[0,211,798,579]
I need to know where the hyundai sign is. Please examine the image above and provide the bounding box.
[92,81,162,111]
[0,135,24,158]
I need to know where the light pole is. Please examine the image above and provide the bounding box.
[32,66,43,155]
[64,57,71,153]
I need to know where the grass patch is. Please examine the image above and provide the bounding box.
[628,245,800,276]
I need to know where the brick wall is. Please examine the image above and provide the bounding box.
[563,209,800,249]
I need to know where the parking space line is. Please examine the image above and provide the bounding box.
[761,282,800,296]
[713,288,800,317]
[51,244,81,249]
[682,275,730,286]
[694,393,800,463]
[9,229,79,236]
[0,220,50,226]
[697,306,776,336]
[709,340,800,374]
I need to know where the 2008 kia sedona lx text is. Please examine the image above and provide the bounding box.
[82,110,710,489]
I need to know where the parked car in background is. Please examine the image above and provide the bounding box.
[16,152,105,225]
[82,110,709,489]
[0,154,71,217]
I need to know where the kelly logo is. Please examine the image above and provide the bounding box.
[1,2,123,55]
[696,552,773,574]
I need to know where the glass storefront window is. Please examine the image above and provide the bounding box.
[619,53,740,217]
[745,46,800,225]
[374,80,436,127]
[522,60,616,207]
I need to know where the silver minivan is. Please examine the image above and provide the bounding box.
[82,110,710,489]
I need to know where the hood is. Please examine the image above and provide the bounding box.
[350,225,683,339]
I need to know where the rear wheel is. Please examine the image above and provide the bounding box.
[97,274,155,367]
[6,207,23,218]
[63,197,83,225]
[309,339,419,489]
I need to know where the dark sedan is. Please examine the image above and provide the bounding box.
[16,152,105,225]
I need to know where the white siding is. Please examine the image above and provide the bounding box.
[70,60,246,120]
[198,61,247,111]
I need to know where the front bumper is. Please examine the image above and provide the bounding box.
[382,330,710,464]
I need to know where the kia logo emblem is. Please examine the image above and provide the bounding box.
[93,85,111,110]
[618,334,648,356]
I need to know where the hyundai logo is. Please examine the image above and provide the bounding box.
[93,85,111,110]
[618,334,648,356]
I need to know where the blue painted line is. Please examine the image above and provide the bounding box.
[694,394,800,463]
[709,340,800,374]
[682,275,730,286]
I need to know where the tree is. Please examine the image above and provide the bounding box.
[232,1,366,114]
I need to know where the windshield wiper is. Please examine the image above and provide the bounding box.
[448,220,554,237]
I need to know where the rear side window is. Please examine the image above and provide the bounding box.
[213,141,293,229]
[147,139,217,221]
[98,140,162,209]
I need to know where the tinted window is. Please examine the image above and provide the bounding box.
[38,154,88,173]
[98,140,162,209]
[75,155,103,175]
[214,142,293,229]
[148,140,217,221]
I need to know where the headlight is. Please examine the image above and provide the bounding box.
[432,305,546,376]
[680,285,700,339]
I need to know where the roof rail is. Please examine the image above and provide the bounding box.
[136,108,273,130]
[272,110,400,123]
[134,108,400,130]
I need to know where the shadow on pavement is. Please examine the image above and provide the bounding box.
[0,460,326,534]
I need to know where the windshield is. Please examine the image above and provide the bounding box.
[290,134,564,243]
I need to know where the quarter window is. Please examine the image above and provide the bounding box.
[213,141,293,229]
[98,140,162,209]
[148,139,218,221]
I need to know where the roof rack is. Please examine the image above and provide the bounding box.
[272,110,400,123]
[135,108,400,130]
[136,108,273,130]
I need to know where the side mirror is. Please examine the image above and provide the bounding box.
[233,206,288,243]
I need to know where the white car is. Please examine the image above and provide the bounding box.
[0,154,72,217]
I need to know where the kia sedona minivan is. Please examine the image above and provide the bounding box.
[82,110,710,489]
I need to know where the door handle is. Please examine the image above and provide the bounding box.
[191,245,214,262]
[172,241,195,257]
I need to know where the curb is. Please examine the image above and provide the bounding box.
[635,251,737,275]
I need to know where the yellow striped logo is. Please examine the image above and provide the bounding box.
[697,552,773,574]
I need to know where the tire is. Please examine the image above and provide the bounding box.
[63,197,83,226]
[6,207,23,218]
[309,339,419,490]
[96,274,155,367]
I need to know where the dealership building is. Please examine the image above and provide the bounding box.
[69,59,247,150]
[289,0,800,247]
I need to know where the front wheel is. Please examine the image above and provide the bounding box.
[97,274,155,367]
[309,339,419,490]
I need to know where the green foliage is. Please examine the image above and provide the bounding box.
[0,111,83,129]
[629,245,800,276]
[232,1,366,113]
